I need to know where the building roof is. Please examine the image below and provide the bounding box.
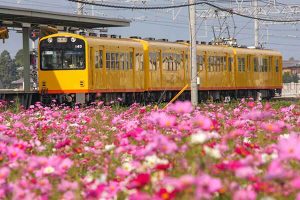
[283,59,300,68]
[0,5,130,29]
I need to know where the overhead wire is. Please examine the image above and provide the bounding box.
[67,0,300,23]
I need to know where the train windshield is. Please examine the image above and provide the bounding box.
[40,37,86,70]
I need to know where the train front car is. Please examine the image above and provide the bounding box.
[38,33,89,104]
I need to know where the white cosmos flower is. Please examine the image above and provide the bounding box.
[104,144,115,152]
[204,146,221,159]
[44,166,55,174]
[190,131,208,144]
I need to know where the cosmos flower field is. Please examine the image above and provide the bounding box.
[0,99,300,200]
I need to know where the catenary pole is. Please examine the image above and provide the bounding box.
[77,1,84,15]
[254,0,259,47]
[189,0,198,106]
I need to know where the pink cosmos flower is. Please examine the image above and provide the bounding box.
[58,180,79,192]
[168,101,193,114]
[159,114,177,128]
[233,189,256,200]
[290,177,300,189]
[241,110,272,121]
[126,173,151,189]
[235,166,256,179]
[195,174,222,199]
[277,133,300,161]
[261,122,282,133]
[0,125,8,132]
[193,115,214,131]
[265,159,287,179]
[0,167,10,184]
[129,192,152,200]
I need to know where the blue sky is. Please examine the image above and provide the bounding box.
[1,0,300,60]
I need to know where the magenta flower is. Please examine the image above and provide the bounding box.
[265,159,287,179]
[261,122,282,133]
[235,166,256,179]
[233,189,256,200]
[277,133,300,161]
[193,115,214,131]
[0,167,10,184]
[195,174,222,199]
[168,101,193,114]
[290,177,300,189]
[126,173,151,190]
[129,191,152,200]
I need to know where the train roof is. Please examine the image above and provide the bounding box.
[40,33,282,56]
[85,36,143,49]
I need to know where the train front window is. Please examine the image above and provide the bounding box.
[40,37,86,70]
[41,50,63,70]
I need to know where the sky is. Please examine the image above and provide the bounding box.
[1,0,300,60]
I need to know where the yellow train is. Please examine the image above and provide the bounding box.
[38,32,282,104]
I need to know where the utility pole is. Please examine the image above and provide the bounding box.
[189,0,198,106]
[77,1,84,15]
[254,0,259,47]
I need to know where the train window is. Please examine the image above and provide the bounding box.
[106,52,111,69]
[135,53,139,70]
[269,57,272,72]
[275,58,279,72]
[136,53,143,71]
[129,52,133,69]
[123,53,128,70]
[176,54,183,71]
[140,53,144,70]
[115,53,119,70]
[41,50,63,70]
[208,56,212,72]
[119,53,125,70]
[111,53,116,69]
[223,56,226,71]
[63,51,85,69]
[254,57,258,72]
[197,55,204,71]
[95,50,99,68]
[238,57,246,72]
[150,52,157,71]
[263,58,268,72]
[228,57,233,72]
[99,50,103,68]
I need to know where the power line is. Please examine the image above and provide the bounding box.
[68,0,300,23]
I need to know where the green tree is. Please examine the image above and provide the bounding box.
[14,49,23,67]
[0,50,19,89]
[283,72,299,83]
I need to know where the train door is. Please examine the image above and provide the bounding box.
[94,46,105,91]
[227,53,235,89]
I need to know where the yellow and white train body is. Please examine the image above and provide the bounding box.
[38,33,282,104]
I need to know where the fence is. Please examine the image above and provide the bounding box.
[282,82,300,97]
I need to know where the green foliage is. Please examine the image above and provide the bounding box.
[0,50,20,89]
[283,72,299,83]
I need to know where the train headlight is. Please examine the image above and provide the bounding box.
[71,37,76,43]
[47,38,53,43]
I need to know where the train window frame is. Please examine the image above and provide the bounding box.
[119,53,125,70]
[223,56,226,71]
[95,50,99,68]
[106,52,111,69]
[254,57,258,72]
[238,57,246,72]
[275,58,279,72]
[228,57,233,72]
[263,58,268,72]
[99,50,103,68]
[149,52,158,71]
[129,52,133,69]
[40,37,86,71]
